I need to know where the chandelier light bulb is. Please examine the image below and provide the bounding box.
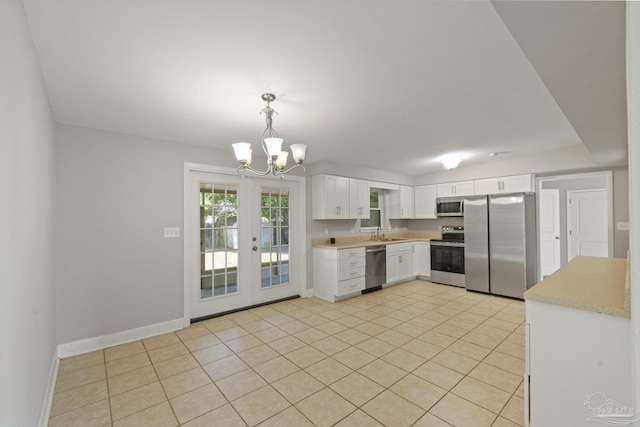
[232,93,307,178]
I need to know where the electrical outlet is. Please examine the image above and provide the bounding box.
[164,227,180,238]
[617,222,629,231]
[324,228,329,236]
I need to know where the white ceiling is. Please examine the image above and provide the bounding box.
[21,0,627,176]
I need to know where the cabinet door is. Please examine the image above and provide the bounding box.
[454,180,475,196]
[422,242,431,275]
[390,185,414,218]
[437,181,474,197]
[349,179,370,218]
[474,178,501,195]
[331,176,350,218]
[398,251,412,280]
[414,185,437,219]
[436,183,456,198]
[386,252,399,283]
[502,174,533,193]
[412,242,431,276]
[400,186,414,218]
[313,175,349,219]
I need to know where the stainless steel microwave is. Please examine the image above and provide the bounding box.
[436,197,464,217]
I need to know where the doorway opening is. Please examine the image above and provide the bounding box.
[536,170,613,281]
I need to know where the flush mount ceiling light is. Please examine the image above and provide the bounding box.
[440,154,463,170]
[232,93,307,178]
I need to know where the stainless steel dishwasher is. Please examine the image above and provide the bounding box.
[365,245,386,291]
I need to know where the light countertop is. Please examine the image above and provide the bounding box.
[312,232,441,250]
[524,255,630,318]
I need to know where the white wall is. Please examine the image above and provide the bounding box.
[54,124,237,344]
[0,1,57,425]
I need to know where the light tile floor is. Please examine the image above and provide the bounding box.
[48,280,526,427]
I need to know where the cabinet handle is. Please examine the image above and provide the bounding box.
[401,208,404,216]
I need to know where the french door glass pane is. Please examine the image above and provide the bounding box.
[200,183,238,299]
[260,187,290,288]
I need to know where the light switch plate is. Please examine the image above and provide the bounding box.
[617,222,629,231]
[164,227,180,238]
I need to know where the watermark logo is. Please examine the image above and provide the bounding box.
[584,393,638,426]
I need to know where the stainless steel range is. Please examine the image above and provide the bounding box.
[430,225,465,287]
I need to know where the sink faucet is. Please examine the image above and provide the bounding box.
[376,225,381,241]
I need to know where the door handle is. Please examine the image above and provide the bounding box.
[252,246,258,251]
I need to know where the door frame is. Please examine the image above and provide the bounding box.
[182,162,306,327]
[536,170,614,281]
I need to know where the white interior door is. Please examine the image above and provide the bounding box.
[185,166,305,321]
[567,189,609,261]
[539,189,561,277]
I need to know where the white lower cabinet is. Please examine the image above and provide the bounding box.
[313,247,365,302]
[386,242,413,283]
[525,300,632,426]
[411,241,430,277]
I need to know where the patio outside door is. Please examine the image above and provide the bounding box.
[185,165,304,321]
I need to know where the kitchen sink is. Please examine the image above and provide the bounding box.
[370,238,407,242]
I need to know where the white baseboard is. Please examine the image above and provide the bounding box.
[57,318,184,359]
[37,352,59,427]
[301,287,314,298]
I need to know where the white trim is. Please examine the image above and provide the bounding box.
[37,354,59,427]
[301,287,314,298]
[57,318,184,359]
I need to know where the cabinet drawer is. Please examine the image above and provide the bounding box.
[338,266,365,282]
[338,257,365,270]
[386,242,412,254]
[337,276,365,296]
[339,248,365,261]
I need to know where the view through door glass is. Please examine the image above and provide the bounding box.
[200,183,238,300]
[260,187,290,287]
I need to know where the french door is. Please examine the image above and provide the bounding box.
[184,164,305,321]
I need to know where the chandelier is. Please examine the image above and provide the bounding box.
[232,93,307,178]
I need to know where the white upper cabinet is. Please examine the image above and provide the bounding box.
[436,180,475,198]
[390,185,414,219]
[349,178,370,219]
[474,174,533,195]
[414,185,437,219]
[312,174,350,219]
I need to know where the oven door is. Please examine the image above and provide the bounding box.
[430,243,465,287]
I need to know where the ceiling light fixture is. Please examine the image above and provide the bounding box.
[232,93,307,178]
[440,154,463,170]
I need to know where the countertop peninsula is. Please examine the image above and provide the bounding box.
[523,255,630,318]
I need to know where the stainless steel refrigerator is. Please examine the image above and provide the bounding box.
[464,192,537,299]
